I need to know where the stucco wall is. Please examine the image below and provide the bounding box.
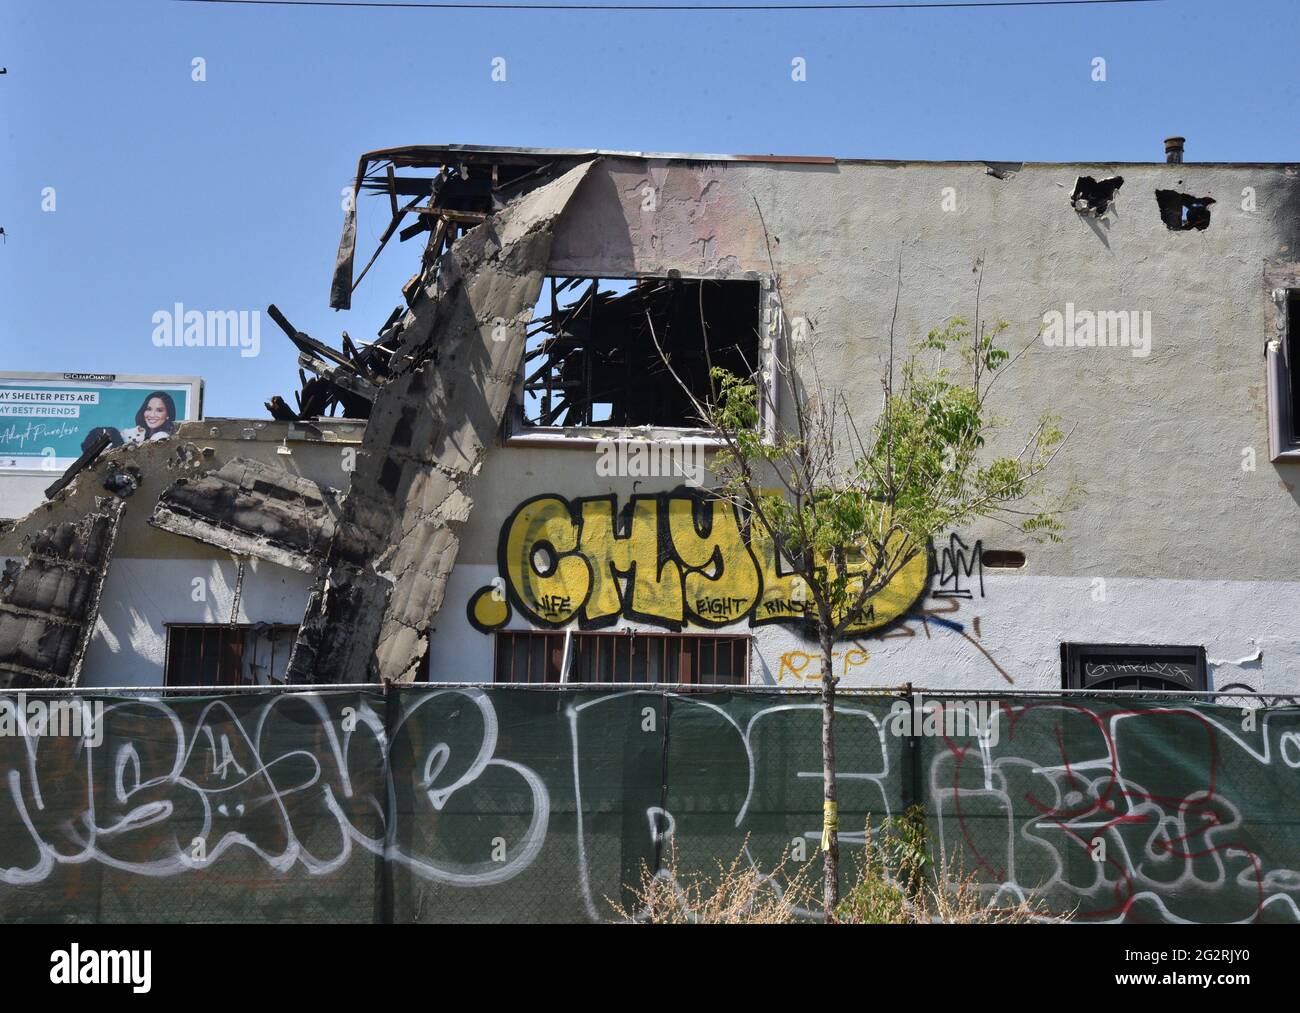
[428,157,1300,691]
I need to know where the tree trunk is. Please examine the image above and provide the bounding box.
[820,625,839,917]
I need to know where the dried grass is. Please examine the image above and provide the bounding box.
[609,836,819,924]
[611,808,1070,925]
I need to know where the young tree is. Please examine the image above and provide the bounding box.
[649,248,1072,916]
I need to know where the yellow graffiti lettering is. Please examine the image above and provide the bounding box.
[578,499,683,625]
[471,492,935,639]
[777,647,870,683]
[504,496,590,625]
[837,532,928,633]
[751,524,812,622]
[667,497,759,625]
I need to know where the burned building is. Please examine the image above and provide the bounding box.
[3,142,1300,694]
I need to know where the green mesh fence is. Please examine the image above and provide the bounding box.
[0,687,1294,923]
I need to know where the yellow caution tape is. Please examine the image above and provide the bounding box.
[820,800,838,851]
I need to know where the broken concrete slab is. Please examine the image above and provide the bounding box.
[285,158,598,684]
[149,457,340,574]
[0,497,123,687]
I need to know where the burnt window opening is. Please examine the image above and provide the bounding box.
[1061,643,1207,694]
[164,623,299,686]
[980,550,1026,569]
[1156,189,1215,231]
[1070,175,1124,216]
[494,630,750,684]
[520,277,762,429]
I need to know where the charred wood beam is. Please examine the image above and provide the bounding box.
[352,195,425,294]
[296,352,375,403]
[398,218,430,244]
[413,207,489,225]
[332,148,564,310]
[44,428,114,500]
[267,304,376,381]
[265,395,300,422]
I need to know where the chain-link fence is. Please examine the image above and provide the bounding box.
[0,684,1295,923]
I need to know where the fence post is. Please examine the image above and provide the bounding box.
[902,682,921,813]
[652,688,671,876]
[379,678,397,925]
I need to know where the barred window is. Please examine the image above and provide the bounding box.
[164,624,298,687]
[494,630,749,685]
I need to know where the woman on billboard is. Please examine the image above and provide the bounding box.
[122,391,178,444]
[79,390,178,453]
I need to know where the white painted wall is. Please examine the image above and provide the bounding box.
[432,560,1289,693]
[81,557,315,687]
[0,474,55,520]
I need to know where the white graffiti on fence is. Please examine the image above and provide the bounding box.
[0,691,1296,923]
[0,690,548,889]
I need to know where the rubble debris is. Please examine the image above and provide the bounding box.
[276,148,600,424]
[101,461,142,498]
[0,498,123,688]
[1070,175,1124,216]
[523,276,760,428]
[265,304,377,419]
[283,159,598,684]
[149,457,340,574]
[265,395,299,421]
[168,442,211,471]
[1156,189,1214,231]
[984,162,1022,180]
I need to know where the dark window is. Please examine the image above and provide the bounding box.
[1265,279,1300,461]
[164,624,298,687]
[494,630,750,684]
[521,276,761,429]
[1289,292,1300,440]
[1061,643,1207,693]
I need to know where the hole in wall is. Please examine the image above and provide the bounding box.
[1156,189,1215,231]
[1070,175,1124,216]
[980,550,1026,569]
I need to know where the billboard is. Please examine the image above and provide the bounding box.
[0,372,202,473]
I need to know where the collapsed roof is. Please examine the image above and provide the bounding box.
[0,152,597,686]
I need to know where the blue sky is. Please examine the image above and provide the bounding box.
[2,0,1297,418]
